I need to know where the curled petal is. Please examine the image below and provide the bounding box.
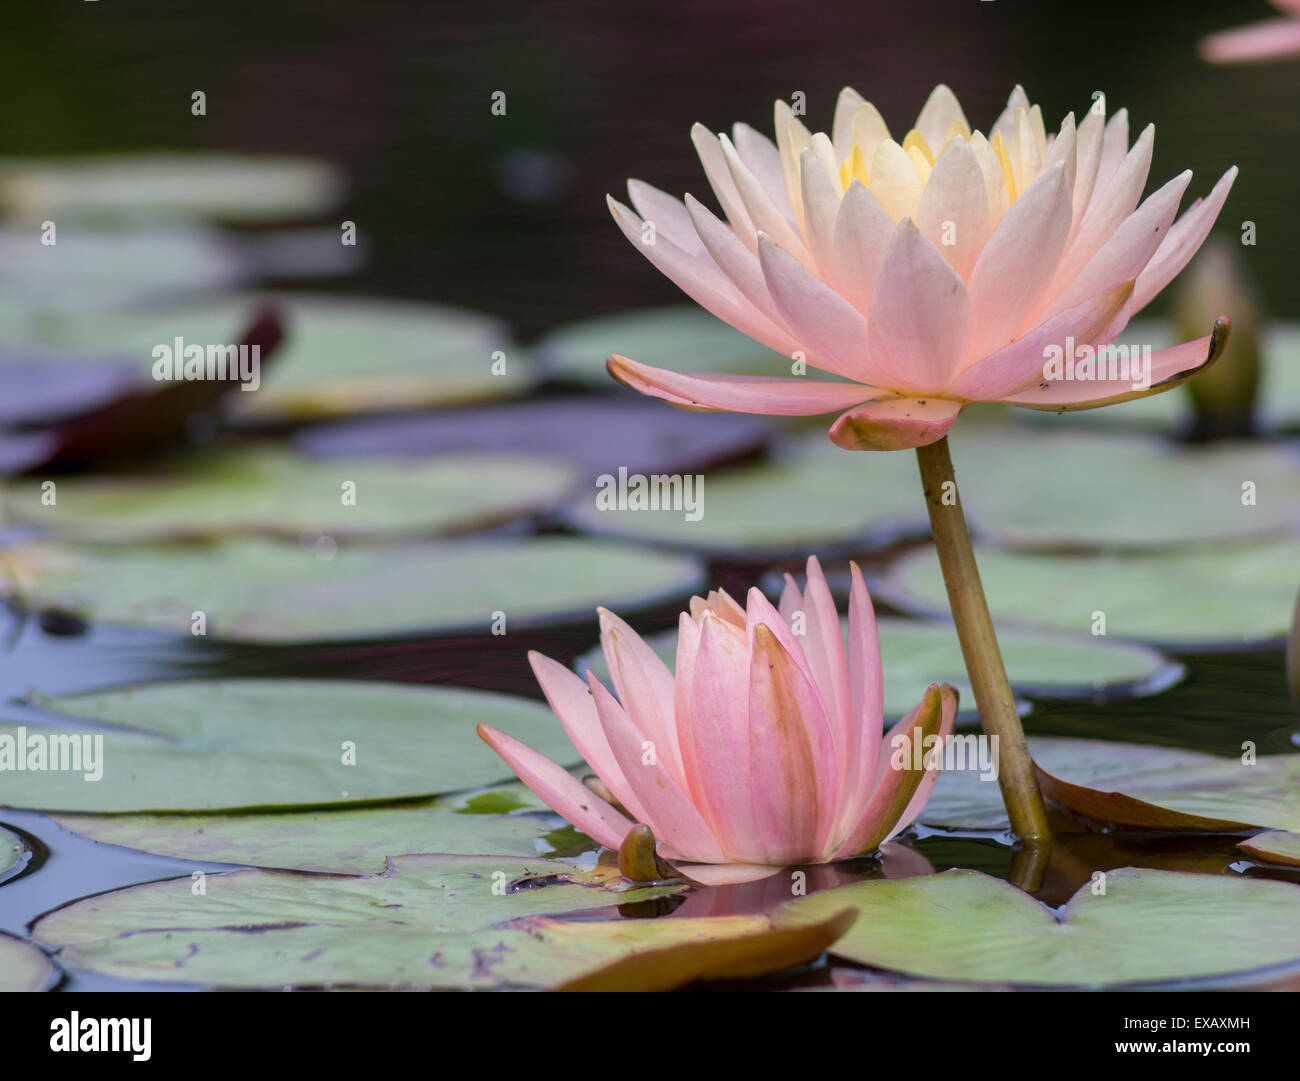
[1001,318,1230,410]
[829,397,962,451]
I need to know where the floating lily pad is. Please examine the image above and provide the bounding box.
[565,437,923,557]
[0,154,345,224]
[33,854,693,989]
[880,541,1299,648]
[921,737,1300,832]
[0,679,578,813]
[953,429,1300,549]
[0,294,531,421]
[777,867,1300,987]
[51,799,579,874]
[0,824,29,883]
[0,227,246,310]
[536,305,798,388]
[1239,831,1300,867]
[0,536,704,643]
[576,618,1177,719]
[292,397,772,482]
[1019,319,1300,434]
[0,932,56,991]
[1,449,577,543]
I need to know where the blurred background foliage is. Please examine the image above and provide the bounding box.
[0,0,1292,336]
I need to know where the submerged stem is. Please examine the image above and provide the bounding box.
[913,435,1052,844]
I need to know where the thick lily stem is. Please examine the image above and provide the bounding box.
[914,435,1052,844]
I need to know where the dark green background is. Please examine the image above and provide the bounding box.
[3,0,1292,335]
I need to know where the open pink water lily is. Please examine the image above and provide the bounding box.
[606,85,1236,450]
[478,557,957,884]
[1202,0,1300,63]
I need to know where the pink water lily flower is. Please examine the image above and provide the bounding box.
[478,557,957,884]
[606,85,1236,450]
[1202,0,1300,63]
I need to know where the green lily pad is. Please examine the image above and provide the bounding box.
[0,824,29,883]
[1018,319,1300,434]
[0,294,531,421]
[1239,831,1300,867]
[0,679,579,813]
[50,799,582,874]
[1,449,577,543]
[536,305,798,388]
[953,429,1300,549]
[922,737,1300,832]
[576,617,1176,719]
[34,854,694,989]
[880,541,1298,648]
[0,153,345,224]
[565,437,923,557]
[777,867,1300,987]
[0,933,56,991]
[1,536,704,643]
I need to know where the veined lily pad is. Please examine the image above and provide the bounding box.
[2,294,531,421]
[776,867,1300,987]
[0,932,56,991]
[0,679,578,813]
[1,449,577,543]
[565,437,922,557]
[536,305,798,387]
[1239,831,1300,867]
[33,854,691,990]
[51,799,580,874]
[576,618,1177,718]
[0,824,29,883]
[921,737,1300,832]
[0,536,704,643]
[292,397,772,482]
[0,154,345,224]
[952,429,1300,549]
[880,541,1299,648]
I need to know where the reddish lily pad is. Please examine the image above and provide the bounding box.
[1239,831,1300,867]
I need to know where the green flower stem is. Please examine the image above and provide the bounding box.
[914,434,1052,844]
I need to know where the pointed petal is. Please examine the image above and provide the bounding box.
[836,561,885,837]
[832,682,946,858]
[1063,123,1154,283]
[868,139,924,221]
[607,194,800,357]
[691,123,756,247]
[530,650,647,820]
[477,723,634,850]
[947,280,1134,401]
[627,179,708,257]
[867,219,972,393]
[734,120,798,228]
[748,624,840,862]
[607,354,876,415]
[1133,167,1238,311]
[720,133,812,266]
[678,612,763,861]
[1045,169,1192,319]
[832,87,866,161]
[1201,18,1300,64]
[914,84,970,149]
[587,673,725,863]
[833,181,896,316]
[1084,108,1130,219]
[758,234,880,383]
[965,162,1073,359]
[799,150,842,281]
[1002,318,1230,409]
[599,609,685,784]
[916,137,990,279]
[685,192,782,317]
[829,397,962,451]
[881,683,959,841]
